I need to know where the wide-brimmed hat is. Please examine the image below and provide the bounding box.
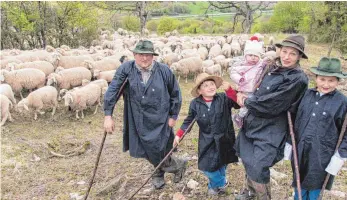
[275,35,308,59]
[191,73,223,97]
[131,40,159,56]
[310,57,347,79]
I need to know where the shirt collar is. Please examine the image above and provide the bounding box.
[135,61,155,72]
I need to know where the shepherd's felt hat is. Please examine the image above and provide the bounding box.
[275,35,308,59]
[191,73,223,97]
[132,40,159,56]
[310,57,347,79]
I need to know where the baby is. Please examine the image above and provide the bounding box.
[229,40,265,127]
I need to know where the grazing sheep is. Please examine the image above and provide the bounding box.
[0,94,13,126]
[0,58,22,69]
[171,57,203,83]
[60,45,71,51]
[0,84,16,104]
[197,46,209,60]
[161,53,179,67]
[231,39,242,57]
[204,64,222,76]
[208,44,222,59]
[46,67,92,96]
[221,43,232,58]
[62,83,102,119]
[84,58,121,73]
[202,60,214,71]
[0,68,46,99]
[93,70,116,83]
[17,86,58,120]
[46,45,55,52]
[51,53,93,69]
[8,61,55,76]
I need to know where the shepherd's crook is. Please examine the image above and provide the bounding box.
[83,78,128,200]
[128,118,197,200]
[287,111,302,200]
[318,115,347,200]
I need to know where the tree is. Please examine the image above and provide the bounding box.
[208,1,272,33]
[93,1,160,35]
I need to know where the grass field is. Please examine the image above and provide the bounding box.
[1,40,347,200]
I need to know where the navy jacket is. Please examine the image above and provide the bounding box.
[179,93,239,172]
[292,88,347,190]
[235,60,308,183]
[104,60,182,166]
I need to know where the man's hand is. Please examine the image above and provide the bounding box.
[173,135,181,147]
[168,118,176,127]
[104,116,115,134]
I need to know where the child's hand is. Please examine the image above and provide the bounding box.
[173,135,181,147]
[221,81,231,90]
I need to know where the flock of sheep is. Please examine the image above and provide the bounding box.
[0,28,276,126]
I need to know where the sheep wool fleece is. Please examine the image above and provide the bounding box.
[104,60,182,166]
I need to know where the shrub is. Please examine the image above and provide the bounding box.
[157,17,179,35]
[122,15,140,32]
[146,20,159,32]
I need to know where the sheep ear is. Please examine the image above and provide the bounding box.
[69,95,73,103]
[53,76,57,84]
[24,104,29,111]
[0,75,4,82]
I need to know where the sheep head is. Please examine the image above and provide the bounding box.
[84,60,93,69]
[93,70,101,78]
[17,98,29,113]
[63,93,74,107]
[81,79,90,86]
[47,73,58,86]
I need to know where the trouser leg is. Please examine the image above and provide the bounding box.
[247,177,271,200]
[161,155,187,183]
[202,165,227,189]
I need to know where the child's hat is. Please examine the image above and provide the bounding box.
[250,36,259,41]
[310,57,347,79]
[191,73,223,97]
[244,40,263,58]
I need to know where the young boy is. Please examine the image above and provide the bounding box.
[284,57,347,200]
[229,40,265,127]
[173,73,239,196]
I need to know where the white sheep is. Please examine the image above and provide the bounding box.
[204,64,222,77]
[84,58,121,73]
[171,57,203,83]
[8,61,55,76]
[46,67,92,96]
[197,46,209,60]
[62,83,102,119]
[0,84,16,104]
[93,69,116,83]
[17,86,58,120]
[0,58,22,69]
[161,53,179,67]
[202,60,214,71]
[0,68,46,99]
[208,44,222,59]
[222,43,232,58]
[46,45,55,52]
[51,53,93,69]
[0,94,13,126]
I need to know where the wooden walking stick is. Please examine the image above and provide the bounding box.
[287,111,302,200]
[318,115,347,200]
[84,78,128,200]
[128,118,197,200]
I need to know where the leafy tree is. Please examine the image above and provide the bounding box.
[209,1,272,33]
[122,15,140,32]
